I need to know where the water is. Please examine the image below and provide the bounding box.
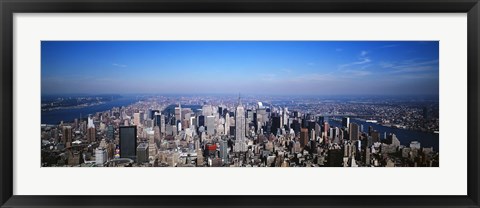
[328,118,439,152]
[41,97,139,125]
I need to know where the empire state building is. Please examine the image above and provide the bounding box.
[234,96,247,152]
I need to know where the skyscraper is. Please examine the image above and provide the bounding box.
[219,138,228,164]
[136,142,149,164]
[62,126,72,147]
[224,113,230,135]
[271,116,281,136]
[175,103,182,122]
[206,115,215,135]
[119,126,137,160]
[95,147,107,166]
[133,113,141,126]
[87,127,96,143]
[349,123,359,141]
[87,116,96,143]
[342,117,350,129]
[300,128,308,148]
[154,113,161,127]
[198,115,205,127]
[234,96,247,152]
[160,114,166,134]
[107,125,114,141]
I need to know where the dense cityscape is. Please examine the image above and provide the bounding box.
[41,41,439,167]
[41,94,439,167]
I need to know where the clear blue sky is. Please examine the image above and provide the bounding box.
[41,41,439,95]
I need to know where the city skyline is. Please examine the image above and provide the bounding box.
[41,41,439,95]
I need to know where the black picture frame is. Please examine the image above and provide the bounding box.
[1,0,479,207]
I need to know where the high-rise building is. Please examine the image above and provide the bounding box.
[198,115,205,127]
[136,142,149,164]
[300,128,309,148]
[282,107,289,128]
[206,115,215,135]
[160,114,165,134]
[349,123,359,141]
[410,141,421,150]
[119,126,137,160]
[224,113,230,135]
[133,113,141,126]
[219,138,228,164]
[271,116,281,136]
[291,120,301,135]
[316,116,324,125]
[150,110,160,120]
[385,133,400,148]
[87,116,96,143]
[107,125,114,141]
[154,114,161,127]
[234,96,247,152]
[62,126,72,147]
[95,147,107,166]
[342,117,350,129]
[175,103,182,122]
[323,122,330,141]
[87,127,96,143]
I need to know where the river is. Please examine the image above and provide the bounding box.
[41,97,139,125]
[328,118,439,151]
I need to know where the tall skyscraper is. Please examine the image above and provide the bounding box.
[136,142,149,164]
[323,122,330,141]
[198,115,205,127]
[107,125,114,141]
[150,110,159,120]
[349,123,359,141]
[160,114,166,134]
[87,116,96,143]
[224,113,230,135]
[342,117,350,129]
[271,116,281,136]
[62,126,72,146]
[154,113,161,127]
[87,127,96,143]
[234,96,247,152]
[95,147,107,166]
[206,115,215,135]
[219,138,228,164]
[119,126,137,160]
[300,128,309,148]
[133,113,141,126]
[175,103,182,122]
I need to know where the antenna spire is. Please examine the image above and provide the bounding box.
[238,93,241,106]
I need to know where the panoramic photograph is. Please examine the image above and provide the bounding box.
[40,41,439,167]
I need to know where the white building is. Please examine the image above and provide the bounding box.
[95,148,107,167]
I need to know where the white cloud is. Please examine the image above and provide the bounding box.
[339,50,371,69]
[381,59,439,73]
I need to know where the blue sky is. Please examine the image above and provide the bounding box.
[41,41,439,95]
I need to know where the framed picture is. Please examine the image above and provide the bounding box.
[1,0,479,207]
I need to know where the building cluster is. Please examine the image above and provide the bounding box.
[41,96,439,167]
